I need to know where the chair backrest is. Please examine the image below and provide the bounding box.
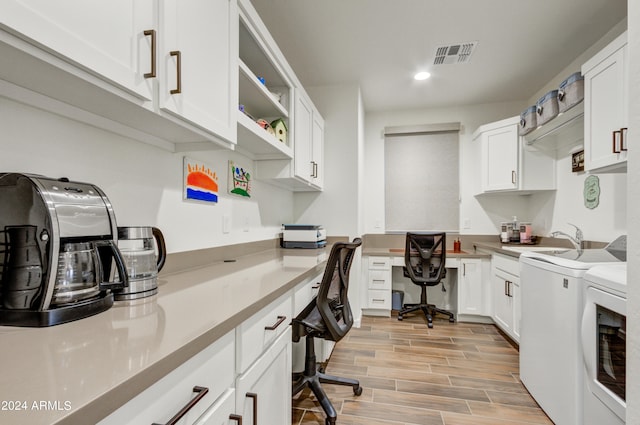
[316,238,362,341]
[404,232,446,285]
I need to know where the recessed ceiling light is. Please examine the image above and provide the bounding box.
[414,71,431,81]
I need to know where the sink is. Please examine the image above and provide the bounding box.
[501,245,568,253]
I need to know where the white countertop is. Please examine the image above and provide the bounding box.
[0,247,328,425]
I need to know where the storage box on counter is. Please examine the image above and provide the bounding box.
[536,89,559,126]
[557,72,584,113]
[518,105,537,135]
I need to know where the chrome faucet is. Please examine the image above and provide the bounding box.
[550,223,584,250]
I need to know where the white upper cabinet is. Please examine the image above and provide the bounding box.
[474,116,555,194]
[582,31,628,173]
[159,0,238,145]
[0,0,238,150]
[311,110,325,188]
[0,0,155,101]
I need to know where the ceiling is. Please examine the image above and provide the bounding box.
[249,0,627,112]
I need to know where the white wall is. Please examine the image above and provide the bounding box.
[524,20,628,243]
[295,84,361,238]
[0,97,293,253]
[364,101,530,235]
[626,0,640,422]
[363,20,628,243]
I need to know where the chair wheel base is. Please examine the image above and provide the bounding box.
[354,385,363,396]
[397,314,403,321]
[326,418,335,425]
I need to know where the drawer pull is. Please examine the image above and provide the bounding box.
[372,298,385,303]
[229,414,243,424]
[170,50,181,94]
[264,315,286,330]
[143,29,156,78]
[246,392,258,425]
[152,385,208,425]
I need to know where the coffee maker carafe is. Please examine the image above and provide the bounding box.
[0,173,128,326]
[115,226,166,300]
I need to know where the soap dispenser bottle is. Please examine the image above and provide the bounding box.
[510,216,520,242]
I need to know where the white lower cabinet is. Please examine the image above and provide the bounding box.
[196,388,238,425]
[364,256,392,315]
[491,254,521,342]
[236,328,292,425]
[99,289,297,425]
[457,258,486,315]
[97,331,236,425]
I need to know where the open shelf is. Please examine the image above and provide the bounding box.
[238,59,288,118]
[523,102,584,150]
[236,110,292,160]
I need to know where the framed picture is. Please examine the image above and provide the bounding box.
[228,160,251,197]
[572,150,584,172]
[183,157,219,204]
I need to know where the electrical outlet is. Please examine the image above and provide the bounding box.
[463,218,471,229]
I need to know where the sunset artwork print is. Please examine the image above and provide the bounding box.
[183,157,219,204]
[228,160,251,198]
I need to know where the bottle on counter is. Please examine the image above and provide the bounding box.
[501,222,512,243]
[520,222,532,243]
[510,216,520,243]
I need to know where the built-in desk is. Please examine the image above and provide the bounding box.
[361,247,491,321]
[0,243,330,425]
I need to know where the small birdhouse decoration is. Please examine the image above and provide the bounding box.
[271,118,288,144]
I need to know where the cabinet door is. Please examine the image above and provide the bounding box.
[311,111,324,188]
[293,91,313,183]
[458,259,484,315]
[1,0,154,101]
[492,269,514,333]
[512,279,521,341]
[236,328,292,425]
[481,124,518,191]
[584,41,627,172]
[160,0,238,143]
[196,388,238,425]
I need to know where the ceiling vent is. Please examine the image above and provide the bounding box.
[433,42,477,65]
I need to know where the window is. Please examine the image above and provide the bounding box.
[384,124,459,231]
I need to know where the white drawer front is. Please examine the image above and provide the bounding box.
[367,289,391,310]
[368,256,391,270]
[98,331,235,425]
[492,253,520,277]
[293,273,322,315]
[236,293,293,374]
[368,269,391,290]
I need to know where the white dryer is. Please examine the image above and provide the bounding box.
[582,264,626,425]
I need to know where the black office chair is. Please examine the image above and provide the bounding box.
[291,238,363,425]
[397,232,454,328]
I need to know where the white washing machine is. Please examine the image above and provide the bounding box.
[519,237,626,425]
[582,264,626,424]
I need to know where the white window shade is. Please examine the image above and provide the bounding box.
[384,128,459,232]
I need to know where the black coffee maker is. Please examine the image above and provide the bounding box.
[0,173,128,326]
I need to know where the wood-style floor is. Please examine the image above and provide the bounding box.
[292,314,553,425]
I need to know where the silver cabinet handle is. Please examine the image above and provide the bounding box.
[152,386,208,425]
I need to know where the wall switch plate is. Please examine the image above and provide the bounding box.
[463,218,471,229]
[243,216,249,232]
[222,214,230,234]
